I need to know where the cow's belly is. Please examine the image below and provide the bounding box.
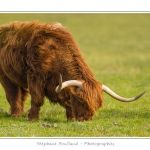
[2,67,28,89]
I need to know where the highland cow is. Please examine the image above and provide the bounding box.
[0,21,145,121]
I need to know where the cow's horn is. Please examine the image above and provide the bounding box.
[102,84,146,102]
[55,74,83,93]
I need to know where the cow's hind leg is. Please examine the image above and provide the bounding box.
[11,87,29,117]
[0,76,28,117]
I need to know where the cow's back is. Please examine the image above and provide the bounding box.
[0,21,42,88]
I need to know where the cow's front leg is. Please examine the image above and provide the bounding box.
[28,102,42,121]
[27,75,44,121]
[65,105,76,121]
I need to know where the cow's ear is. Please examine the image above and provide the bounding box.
[76,81,85,93]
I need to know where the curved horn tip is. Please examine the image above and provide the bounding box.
[55,74,63,93]
[135,91,146,99]
[59,74,62,84]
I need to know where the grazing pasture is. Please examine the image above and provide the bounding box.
[0,13,149,137]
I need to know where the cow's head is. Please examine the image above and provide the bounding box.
[55,74,104,121]
[55,74,146,121]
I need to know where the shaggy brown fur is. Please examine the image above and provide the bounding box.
[0,21,103,121]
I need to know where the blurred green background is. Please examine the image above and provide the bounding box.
[0,13,149,79]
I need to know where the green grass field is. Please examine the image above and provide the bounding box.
[0,13,150,137]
